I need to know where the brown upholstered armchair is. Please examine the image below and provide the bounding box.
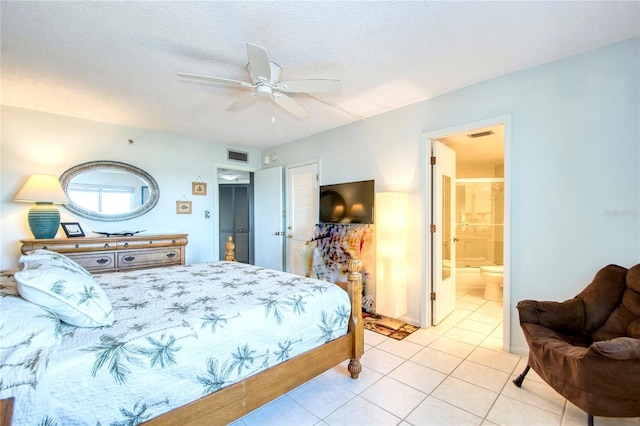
[514,263,640,425]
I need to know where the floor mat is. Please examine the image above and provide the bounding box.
[363,312,419,340]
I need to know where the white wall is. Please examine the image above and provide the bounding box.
[263,38,640,353]
[1,106,261,268]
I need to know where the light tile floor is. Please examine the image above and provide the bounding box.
[233,290,640,426]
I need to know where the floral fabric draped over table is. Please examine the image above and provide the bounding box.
[306,223,375,299]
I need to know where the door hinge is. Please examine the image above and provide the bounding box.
[430,292,436,301]
[431,224,436,233]
[430,156,436,165]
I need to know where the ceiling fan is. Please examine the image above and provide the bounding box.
[177,43,341,118]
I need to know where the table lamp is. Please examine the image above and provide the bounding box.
[14,174,69,239]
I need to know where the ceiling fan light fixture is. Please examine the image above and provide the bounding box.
[257,85,273,97]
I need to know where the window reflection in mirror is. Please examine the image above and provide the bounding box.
[67,170,146,214]
[60,161,159,222]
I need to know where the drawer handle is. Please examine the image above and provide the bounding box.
[75,244,80,249]
[166,253,177,259]
[123,256,135,262]
[124,242,129,248]
[42,246,48,250]
[104,243,110,249]
[96,258,110,265]
[172,240,176,245]
[149,241,153,244]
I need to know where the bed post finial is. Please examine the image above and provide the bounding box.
[225,236,236,262]
[347,256,363,379]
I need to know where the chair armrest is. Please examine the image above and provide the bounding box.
[628,319,640,338]
[516,298,585,333]
[590,337,640,360]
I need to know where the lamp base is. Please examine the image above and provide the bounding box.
[28,203,60,239]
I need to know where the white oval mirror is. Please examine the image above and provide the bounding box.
[60,161,159,221]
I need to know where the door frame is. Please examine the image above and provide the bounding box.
[213,163,257,261]
[420,114,511,351]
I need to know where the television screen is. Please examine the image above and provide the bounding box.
[319,179,374,224]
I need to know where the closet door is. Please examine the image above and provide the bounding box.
[219,184,251,263]
[285,162,319,275]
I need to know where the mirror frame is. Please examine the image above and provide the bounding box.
[60,160,160,222]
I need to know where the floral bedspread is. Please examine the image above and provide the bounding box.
[0,261,350,425]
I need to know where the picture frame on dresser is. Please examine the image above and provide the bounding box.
[60,222,85,238]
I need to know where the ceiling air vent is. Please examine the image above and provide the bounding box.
[467,130,495,139]
[227,149,249,163]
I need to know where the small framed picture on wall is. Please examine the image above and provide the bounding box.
[192,182,207,196]
[61,222,85,238]
[176,200,192,214]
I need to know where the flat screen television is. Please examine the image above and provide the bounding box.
[319,179,375,224]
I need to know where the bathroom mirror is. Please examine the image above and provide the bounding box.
[442,175,452,280]
[60,161,159,222]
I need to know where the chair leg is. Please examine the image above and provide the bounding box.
[587,414,594,426]
[512,364,530,387]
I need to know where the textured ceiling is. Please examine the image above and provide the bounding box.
[1,1,638,150]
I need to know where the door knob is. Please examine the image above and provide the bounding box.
[287,234,293,239]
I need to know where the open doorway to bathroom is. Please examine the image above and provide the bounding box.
[424,116,509,350]
[441,125,504,303]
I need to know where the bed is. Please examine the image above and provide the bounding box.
[0,238,363,425]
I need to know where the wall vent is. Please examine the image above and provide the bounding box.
[227,149,249,163]
[467,130,494,139]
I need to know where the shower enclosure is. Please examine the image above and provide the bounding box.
[456,178,504,268]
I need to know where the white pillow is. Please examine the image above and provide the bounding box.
[14,250,114,327]
[0,281,63,399]
[0,273,61,352]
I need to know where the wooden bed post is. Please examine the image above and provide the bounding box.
[225,235,236,261]
[346,257,364,379]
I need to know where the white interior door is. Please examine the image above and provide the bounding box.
[285,163,319,275]
[254,166,284,270]
[432,141,457,325]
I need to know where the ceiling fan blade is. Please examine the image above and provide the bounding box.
[277,79,341,93]
[177,72,254,88]
[272,92,309,118]
[226,93,258,112]
[246,43,271,82]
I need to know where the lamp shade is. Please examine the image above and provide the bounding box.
[14,174,68,204]
[15,174,69,239]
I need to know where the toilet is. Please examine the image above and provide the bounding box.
[480,265,503,301]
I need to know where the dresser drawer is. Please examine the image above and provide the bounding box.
[65,252,116,273]
[116,237,187,250]
[117,248,183,270]
[22,241,115,254]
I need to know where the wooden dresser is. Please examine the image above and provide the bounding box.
[21,233,188,273]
